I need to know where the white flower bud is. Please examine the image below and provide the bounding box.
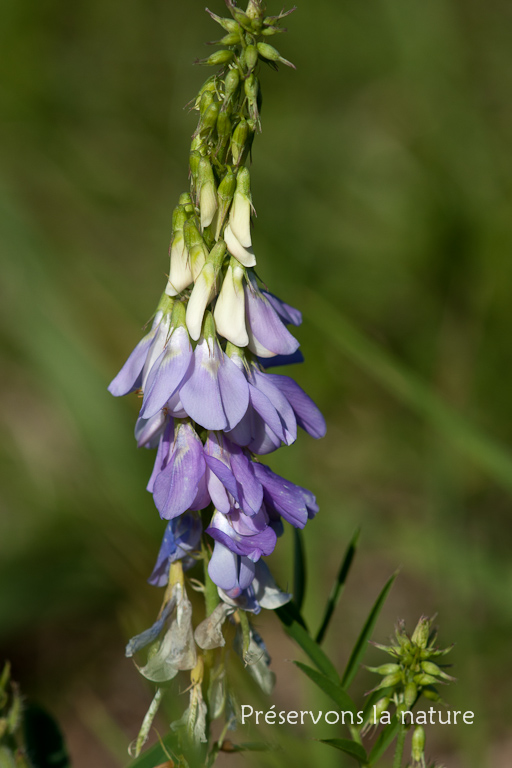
[198,157,218,230]
[186,240,227,340]
[186,263,217,341]
[165,232,193,296]
[224,223,256,267]
[214,263,249,346]
[229,168,252,247]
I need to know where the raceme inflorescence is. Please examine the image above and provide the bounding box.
[108,0,325,757]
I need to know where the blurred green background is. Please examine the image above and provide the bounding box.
[2,0,512,765]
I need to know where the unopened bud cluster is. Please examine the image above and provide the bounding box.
[367,616,455,712]
[365,617,455,763]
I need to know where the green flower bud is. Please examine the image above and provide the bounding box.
[422,687,444,704]
[224,68,240,100]
[244,74,260,126]
[411,616,431,650]
[218,32,241,46]
[256,42,295,69]
[215,169,237,240]
[205,10,240,34]
[404,681,418,708]
[199,101,220,136]
[421,662,456,682]
[379,672,402,688]
[216,111,232,146]
[370,696,390,725]
[231,118,250,165]
[178,192,192,208]
[200,89,215,117]
[189,150,202,185]
[199,50,235,67]
[225,2,252,30]
[245,45,259,73]
[413,673,439,687]
[411,725,425,763]
[172,204,189,234]
[366,664,401,676]
[261,25,284,36]
[198,157,218,230]
[183,219,208,280]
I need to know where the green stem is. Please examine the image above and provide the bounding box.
[393,726,407,768]
[202,538,220,617]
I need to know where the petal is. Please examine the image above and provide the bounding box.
[180,338,226,430]
[186,264,216,341]
[261,290,302,326]
[153,422,206,519]
[245,284,300,358]
[257,349,305,368]
[267,374,326,439]
[252,463,309,528]
[213,265,249,347]
[141,326,193,419]
[108,320,159,397]
[217,352,250,430]
[208,542,239,591]
[166,233,193,296]
[224,223,256,267]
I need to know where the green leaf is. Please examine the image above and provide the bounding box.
[368,716,400,764]
[319,739,368,765]
[341,572,397,690]
[316,528,360,645]
[276,607,340,682]
[294,662,357,713]
[275,600,307,630]
[293,528,307,612]
[22,704,71,768]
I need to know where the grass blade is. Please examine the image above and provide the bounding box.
[276,606,340,682]
[341,572,397,690]
[316,528,360,645]
[319,738,368,765]
[294,662,357,714]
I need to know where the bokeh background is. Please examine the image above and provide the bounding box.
[2,0,512,766]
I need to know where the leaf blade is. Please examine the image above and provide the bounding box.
[294,662,357,714]
[341,572,397,690]
[319,738,368,765]
[315,528,360,645]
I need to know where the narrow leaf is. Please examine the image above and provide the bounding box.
[341,572,397,690]
[320,738,368,765]
[294,662,356,713]
[316,528,360,644]
[276,608,340,682]
[293,528,306,612]
[128,732,178,768]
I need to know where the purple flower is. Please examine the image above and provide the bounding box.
[257,349,305,368]
[206,508,277,560]
[218,560,291,614]
[140,324,193,420]
[149,513,202,586]
[207,541,256,597]
[226,355,325,454]
[109,308,172,397]
[261,290,302,327]
[179,335,249,431]
[252,462,319,529]
[153,421,206,519]
[244,275,300,358]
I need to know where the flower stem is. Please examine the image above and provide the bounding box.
[393,725,407,768]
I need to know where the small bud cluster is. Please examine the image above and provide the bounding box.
[366,616,455,766]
